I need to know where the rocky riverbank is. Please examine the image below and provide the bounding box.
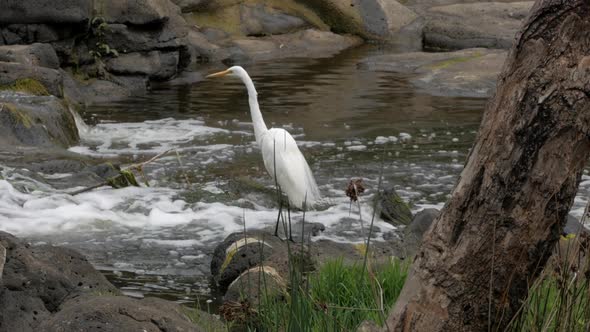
[0,231,224,331]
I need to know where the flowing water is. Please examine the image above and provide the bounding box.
[1,45,589,306]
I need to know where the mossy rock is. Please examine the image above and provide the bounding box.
[0,93,79,148]
[374,188,412,226]
[0,78,50,96]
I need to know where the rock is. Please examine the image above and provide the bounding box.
[0,61,63,97]
[240,4,309,36]
[100,23,186,54]
[186,29,229,63]
[406,208,439,239]
[423,2,534,50]
[403,208,439,255]
[210,232,275,290]
[102,0,183,26]
[563,214,589,236]
[0,0,92,24]
[375,188,412,226]
[358,48,506,98]
[223,266,287,303]
[37,294,203,332]
[0,24,67,46]
[171,0,209,12]
[106,51,180,81]
[0,231,117,331]
[357,320,381,332]
[0,43,60,69]
[0,92,79,149]
[64,76,140,105]
[229,29,362,63]
[304,0,417,39]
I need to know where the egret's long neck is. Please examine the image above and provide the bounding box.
[242,74,268,145]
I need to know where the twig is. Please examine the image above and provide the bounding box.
[69,149,174,195]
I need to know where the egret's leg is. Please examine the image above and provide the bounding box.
[274,198,283,237]
[287,201,293,242]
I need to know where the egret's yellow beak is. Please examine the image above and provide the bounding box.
[206,69,231,78]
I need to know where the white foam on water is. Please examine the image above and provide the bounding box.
[70,118,231,156]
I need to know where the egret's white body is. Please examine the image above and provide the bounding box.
[207,66,321,209]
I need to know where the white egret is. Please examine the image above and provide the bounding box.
[206,66,321,237]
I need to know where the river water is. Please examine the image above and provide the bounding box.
[1,45,588,305]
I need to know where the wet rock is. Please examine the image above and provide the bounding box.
[423,2,534,50]
[374,188,412,226]
[63,71,150,105]
[403,208,439,255]
[171,0,210,12]
[406,208,439,239]
[0,43,60,69]
[224,266,287,303]
[0,61,63,97]
[240,4,309,36]
[0,92,79,149]
[358,48,506,98]
[38,294,203,332]
[303,0,417,40]
[229,29,362,63]
[106,50,180,81]
[0,231,117,332]
[0,0,92,24]
[563,214,589,236]
[211,233,275,291]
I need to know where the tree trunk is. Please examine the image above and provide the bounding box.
[386,1,590,331]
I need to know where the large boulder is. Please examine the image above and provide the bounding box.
[106,50,180,80]
[240,4,309,36]
[0,91,79,149]
[423,2,534,50]
[0,0,92,24]
[0,43,59,69]
[38,294,203,332]
[229,29,362,63]
[0,232,117,332]
[0,61,63,97]
[358,48,506,98]
[302,0,417,39]
[101,0,184,26]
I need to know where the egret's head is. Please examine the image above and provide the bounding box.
[206,66,247,79]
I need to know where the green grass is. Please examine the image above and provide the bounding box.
[508,236,590,332]
[252,258,409,331]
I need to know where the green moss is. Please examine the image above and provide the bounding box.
[220,246,238,274]
[106,169,140,189]
[3,103,33,128]
[426,52,484,70]
[0,78,50,96]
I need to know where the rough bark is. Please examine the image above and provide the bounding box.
[387,1,590,331]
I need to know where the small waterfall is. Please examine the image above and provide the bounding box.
[68,105,90,136]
